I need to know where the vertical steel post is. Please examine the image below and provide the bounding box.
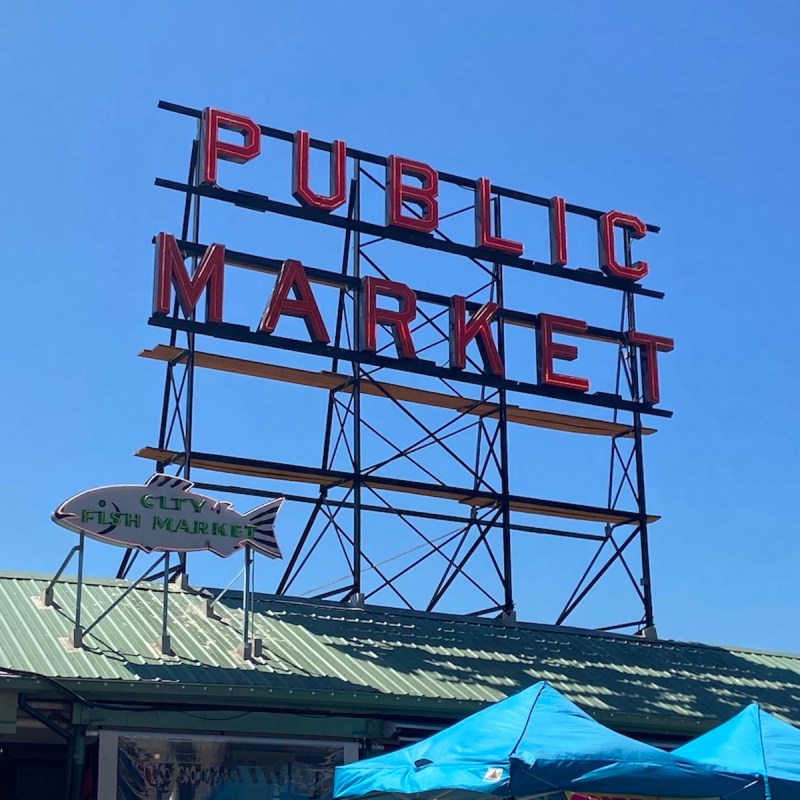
[493,198,514,619]
[275,179,358,597]
[241,545,262,658]
[177,126,203,581]
[624,229,655,633]
[351,161,364,605]
[72,533,85,648]
[161,551,172,654]
[242,545,251,656]
[249,548,261,656]
[151,132,201,584]
[157,138,198,458]
[68,724,86,800]
[183,127,202,478]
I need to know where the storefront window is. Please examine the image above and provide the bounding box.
[115,736,347,800]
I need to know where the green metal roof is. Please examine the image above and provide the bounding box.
[0,571,799,734]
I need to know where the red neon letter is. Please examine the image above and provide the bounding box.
[536,314,590,393]
[628,331,674,404]
[154,233,225,323]
[259,259,330,344]
[549,196,567,266]
[449,296,503,376]
[598,210,649,281]
[361,276,417,359]
[201,107,261,185]
[386,156,439,233]
[292,130,347,211]
[475,178,523,256]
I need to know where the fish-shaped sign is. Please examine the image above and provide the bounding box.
[53,474,283,558]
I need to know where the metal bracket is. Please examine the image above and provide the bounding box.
[348,592,366,609]
[42,544,81,608]
[242,638,263,660]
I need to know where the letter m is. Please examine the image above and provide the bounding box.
[153,233,225,323]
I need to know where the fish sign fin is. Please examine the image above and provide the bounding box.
[243,498,284,559]
[146,473,195,493]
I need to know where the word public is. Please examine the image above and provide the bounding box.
[199,107,652,280]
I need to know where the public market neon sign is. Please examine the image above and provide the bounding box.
[153,107,674,407]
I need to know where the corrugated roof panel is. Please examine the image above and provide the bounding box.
[0,572,798,727]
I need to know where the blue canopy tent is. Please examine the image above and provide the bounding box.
[674,704,800,800]
[334,682,751,800]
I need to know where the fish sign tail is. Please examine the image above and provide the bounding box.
[244,498,284,559]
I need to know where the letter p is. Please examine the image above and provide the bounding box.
[201,107,261,185]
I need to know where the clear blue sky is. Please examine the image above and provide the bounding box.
[2,2,798,652]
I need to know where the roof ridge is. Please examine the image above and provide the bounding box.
[2,569,798,659]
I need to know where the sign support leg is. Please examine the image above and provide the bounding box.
[493,197,515,621]
[350,160,364,608]
[161,551,172,655]
[242,545,262,659]
[73,534,85,648]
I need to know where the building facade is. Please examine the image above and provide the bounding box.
[1,571,799,799]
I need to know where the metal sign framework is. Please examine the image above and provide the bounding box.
[121,100,668,637]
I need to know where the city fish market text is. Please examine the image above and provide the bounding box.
[53,474,283,558]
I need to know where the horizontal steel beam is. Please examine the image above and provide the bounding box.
[156,178,664,299]
[191,480,606,542]
[141,345,657,437]
[157,100,661,233]
[164,237,633,345]
[137,446,658,525]
[149,316,672,418]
